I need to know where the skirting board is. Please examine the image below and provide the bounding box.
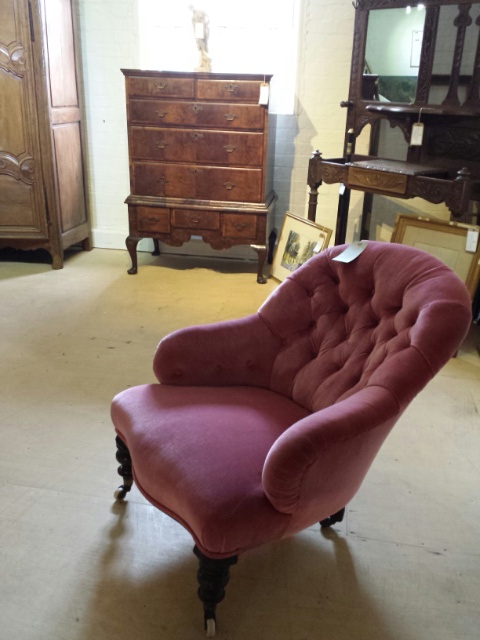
[91,228,258,261]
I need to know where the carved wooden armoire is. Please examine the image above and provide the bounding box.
[0,0,91,268]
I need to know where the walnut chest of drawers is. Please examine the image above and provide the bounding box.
[121,70,276,283]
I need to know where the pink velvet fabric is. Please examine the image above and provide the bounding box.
[112,241,472,558]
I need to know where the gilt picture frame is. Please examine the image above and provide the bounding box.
[271,212,332,282]
[391,214,480,297]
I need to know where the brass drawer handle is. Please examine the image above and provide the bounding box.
[156,176,168,184]
[156,141,168,149]
[144,216,163,226]
[156,110,167,118]
[188,216,201,224]
[225,113,238,122]
[225,83,237,93]
[224,182,236,190]
[154,82,167,90]
[191,132,204,140]
[224,145,236,153]
[191,104,203,113]
[233,222,247,231]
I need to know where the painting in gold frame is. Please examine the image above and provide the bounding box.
[391,214,480,297]
[271,212,332,282]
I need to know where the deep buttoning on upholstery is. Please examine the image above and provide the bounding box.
[154,241,471,414]
[112,241,472,560]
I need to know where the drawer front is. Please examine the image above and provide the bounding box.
[136,207,171,233]
[222,214,258,239]
[133,163,263,202]
[127,77,195,99]
[197,79,264,102]
[348,167,408,195]
[129,100,266,130]
[172,209,220,230]
[129,126,264,166]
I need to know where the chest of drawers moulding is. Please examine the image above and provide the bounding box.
[122,69,276,283]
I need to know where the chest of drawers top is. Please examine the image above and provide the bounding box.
[121,70,272,104]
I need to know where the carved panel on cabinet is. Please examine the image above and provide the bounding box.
[0,41,26,77]
[0,151,35,183]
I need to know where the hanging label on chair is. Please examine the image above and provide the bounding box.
[333,240,368,263]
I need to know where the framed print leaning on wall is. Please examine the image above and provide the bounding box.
[271,212,332,282]
[391,214,480,298]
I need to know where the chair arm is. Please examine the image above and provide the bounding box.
[153,314,282,387]
[262,386,402,517]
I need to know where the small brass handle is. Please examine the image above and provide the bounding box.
[189,217,201,224]
[224,182,236,190]
[192,104,203,113]
[156,111,167,118]
[155,82,167,90]
[225,113,238,122]
[225,83,237,93]
[233,222,247,231]
[224,145,236,153]
[144,216,162,226]
[156,142,168,149]
[156,176,168,183]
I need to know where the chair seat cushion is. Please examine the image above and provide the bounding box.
[112,384,311,558]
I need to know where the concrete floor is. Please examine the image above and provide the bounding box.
[1,247,479,640]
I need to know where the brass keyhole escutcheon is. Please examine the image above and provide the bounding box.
[155,82,167,90]
[156,111,167,118]
[225,84,237,93]
[224,145,236,153]
[225,113,238,122]
[224,182,236,190]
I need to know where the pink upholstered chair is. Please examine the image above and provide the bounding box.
[111,241,471,636]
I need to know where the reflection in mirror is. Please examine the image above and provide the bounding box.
[429,4,480,105]
[365,6,426,103]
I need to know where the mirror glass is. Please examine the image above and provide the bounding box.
[429,4,480,104]
[364,6,426,103]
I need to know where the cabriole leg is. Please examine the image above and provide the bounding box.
[114,436,133,500]
[193,545,238,637]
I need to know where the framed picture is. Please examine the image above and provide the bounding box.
[271,212,332,282]
[391,214,480,297]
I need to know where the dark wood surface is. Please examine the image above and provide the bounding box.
[308,0,480,244]
[122,70,276,283]
[0,0,91,268]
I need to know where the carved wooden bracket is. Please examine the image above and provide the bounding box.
[0,152,35,183]
[0,41,26,77]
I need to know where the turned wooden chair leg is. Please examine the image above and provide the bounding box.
[320,507,345,528]
[114,436,133,500]
[193,545,238,637]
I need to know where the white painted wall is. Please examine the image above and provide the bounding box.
[75,0,358,259]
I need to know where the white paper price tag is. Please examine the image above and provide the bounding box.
[339,183,346,195]
[333,240,368,263]
[466,228,479,253]
[410,122,424,146]
[259,83,269,105]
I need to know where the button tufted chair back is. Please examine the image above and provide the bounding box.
[259,242,471,413]
[111,241,472,635]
